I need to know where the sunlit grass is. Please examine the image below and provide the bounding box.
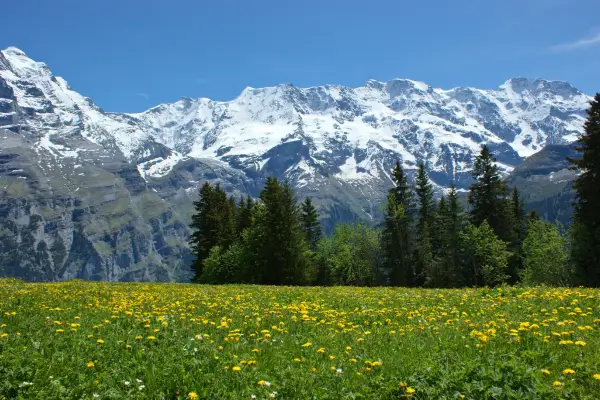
[1,279,600,399]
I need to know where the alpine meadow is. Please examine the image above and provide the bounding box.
[2,1,600,398]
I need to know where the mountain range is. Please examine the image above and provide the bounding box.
[0,46,592,281]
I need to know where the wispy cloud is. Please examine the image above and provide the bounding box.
[135,92,151,99]
[551,31,600,52]
[195,77,209,85]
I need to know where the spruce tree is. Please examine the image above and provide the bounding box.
[447,185,466,286]
[414,162,436,286]
[468,145,513,242]
[245,178,311,285]
[189,183,236,281]
[509,186,527,282]
[382,161,415,286]
[568,93,600,286]
[236,195,254,236]
[434,185,465,287]
[189,182,214,280]
[300,197,322,251]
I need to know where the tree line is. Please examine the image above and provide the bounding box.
[189,93,600,288]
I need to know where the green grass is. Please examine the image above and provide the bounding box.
[1,280,600,399]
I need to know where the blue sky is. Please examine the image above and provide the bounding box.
[2,0,599,112]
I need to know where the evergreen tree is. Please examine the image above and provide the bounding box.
[189,183,236,281]
[236,195,254,236]
[434,185,465,287]
[382,161,415,286]
[245,178,312,285]
[509,186,527,283]
[568,93,600,287]
[414,162,436,286]
[468,145,513,242]
[300,197,322,251]
[415,162,436,230]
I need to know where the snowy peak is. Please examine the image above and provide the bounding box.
[0,46,593,190]
[501,77,582,98]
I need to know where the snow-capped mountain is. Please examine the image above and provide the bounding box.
[0,46,592,281]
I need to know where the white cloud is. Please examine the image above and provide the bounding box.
[135,92,151,99]
[551,31,600,52]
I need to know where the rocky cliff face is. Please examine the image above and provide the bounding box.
[0,46,592,281]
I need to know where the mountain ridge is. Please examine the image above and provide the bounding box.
[0,46,593,281]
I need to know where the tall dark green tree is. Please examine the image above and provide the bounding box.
[236,195,254,236]
[382,161,415,286]
[434,185,465,287]
[468,145,513,242]
[300,197,322,251]
[509,186,527,282]
[189,183,236,281]
[414,162,436,286]
[568,93,600,286]
[244,178,312,285]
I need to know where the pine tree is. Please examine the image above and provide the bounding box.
[433,185,465,287]
[568,93,600,286]
[414,162,436,286]
[189,183,236,281]
[468,145,513,242]
[189,182,213,280]
[236,195,254,236]
[509,186,527,283]
[447,185,466,286]
[245,178,311,285]
[300,197,322,251]
[382,161,415,286]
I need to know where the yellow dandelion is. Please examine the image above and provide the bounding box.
[301,342,312,347]
[146,336,156,341]
[96,339,104,344]
[593,374,600,380]
[188,392,199,400]
[542,369,550,375]
[552,381,562,387]
[87,361,95,368]
[232,366,241,372]
[406,387,416,394]
[563,369,575,376]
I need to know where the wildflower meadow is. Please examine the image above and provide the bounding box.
[1,279,600,399]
